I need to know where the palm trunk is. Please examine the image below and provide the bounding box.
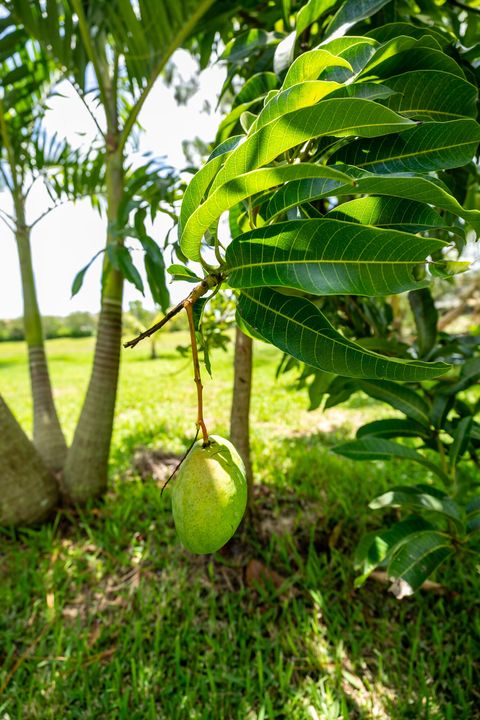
[63,146,124,503]
[15,196,67,472]
[230,327,254,503]
[0,395,59,525]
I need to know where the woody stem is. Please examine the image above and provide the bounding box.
[185,300,209,445]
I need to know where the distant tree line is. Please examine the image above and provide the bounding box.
[0,311,97,341]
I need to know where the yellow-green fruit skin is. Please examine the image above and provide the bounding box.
[171,435,247,554]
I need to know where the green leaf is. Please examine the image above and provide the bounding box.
[181,165,353,262]
[179,134,244,238]
[167,264,202,283]
[357,418,429,440]
[369,485,462,526]
[326,196,447,234]
[355,515,433,587]
[448,416,473,471]
[333,438,449,483]
[107,245,144,294]
[408,288,438,358]
[331,120,480,174]
[281,49,352,89]
[266,170,480,233]
[325,0,393,38]
[381,71,478,121]
[210,99,414,193]
[296,0,338,36]
[359,38,467,80]
[71,249,104,297]
[225,219,446,297]
[250,80,342,133]
[356,379,431,427]
[237,288,449,381]
[387,531,454,593]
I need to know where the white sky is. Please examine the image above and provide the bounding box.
[0,50,226,319]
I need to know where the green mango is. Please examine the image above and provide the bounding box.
[171,434,247,554]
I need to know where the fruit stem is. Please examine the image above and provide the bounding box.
[185,299,209,445]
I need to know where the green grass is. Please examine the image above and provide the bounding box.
[0,336,479,719]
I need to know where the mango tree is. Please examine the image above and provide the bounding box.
[126,0,480,560]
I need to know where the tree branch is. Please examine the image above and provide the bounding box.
[123,274,223,349]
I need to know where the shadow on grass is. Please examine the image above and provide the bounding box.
[0,433,478,719]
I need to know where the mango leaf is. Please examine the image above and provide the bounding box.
[225,219,446,297]
[331,120,480,174]
[181,165,353,261]
[333,438,449,483]
[369,485,462,527]
[209,99,414,192]
[381,71,478,121]
[387,531,454,593]
[265,171,480,233]
[408,288,438,358]
[326,196,447,234]
[359,41,467,80]
[237,288,449,381]
[448,416,473,471]
[167,264,202,283]
[355,515,434,587]
[281,49,352,88]
[365,23,450,49]
[356,379,431,427]
[178,134,244,238]
[250,80,342,133]
[296,0,338,36]
[324,0,393,38]
[356,418,429,440]
[234,72,278,106]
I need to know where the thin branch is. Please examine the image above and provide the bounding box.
[0,163,13,193]
[0,210,15,233]
[30,199,68,229]
[185,300,209,444]
[123,274,222,349]
[70,79,106,139]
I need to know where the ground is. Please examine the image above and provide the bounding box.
[0,334,478,719]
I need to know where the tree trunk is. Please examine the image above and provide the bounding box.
[0,395,59,525]
[230,327,254,503]
[15,197,67,472]
[63,146,124,503]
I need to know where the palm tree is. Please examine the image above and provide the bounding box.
[4,0,216,502]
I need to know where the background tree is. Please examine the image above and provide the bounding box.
[4,0,217,503]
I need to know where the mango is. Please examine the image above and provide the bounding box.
[171,435,247,554]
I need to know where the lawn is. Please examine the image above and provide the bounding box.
[0,335,478,719]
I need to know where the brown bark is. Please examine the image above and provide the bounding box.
[63,296,123,503]
[0,395,59,525]
[230,327,253,502]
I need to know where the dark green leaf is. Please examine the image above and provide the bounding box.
[225,219,445,297]
[237,288,449,381]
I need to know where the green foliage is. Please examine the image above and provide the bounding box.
[177,0,480,386]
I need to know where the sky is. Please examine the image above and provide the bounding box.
[0,50,226,320]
